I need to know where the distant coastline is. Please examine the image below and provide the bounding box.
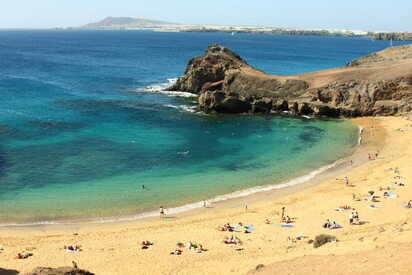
[61,16,412,41]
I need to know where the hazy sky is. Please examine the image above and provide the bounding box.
[0,0,411,31]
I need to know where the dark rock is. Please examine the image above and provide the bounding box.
[0,268,19,275]
[24,266,94,275]
[167,44,248,93]
[313,234,338,248]
[255,264,265,271]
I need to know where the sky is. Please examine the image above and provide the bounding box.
[0,0,411,31]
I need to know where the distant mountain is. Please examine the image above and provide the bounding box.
[78,16,179,29]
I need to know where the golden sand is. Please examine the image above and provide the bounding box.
[1,116,411,275]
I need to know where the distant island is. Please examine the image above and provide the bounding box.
[65,16,412,41]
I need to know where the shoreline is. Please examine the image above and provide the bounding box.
[1,116,411,275]
[0,118,365,230]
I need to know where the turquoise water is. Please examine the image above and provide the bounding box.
[1,31,405,225]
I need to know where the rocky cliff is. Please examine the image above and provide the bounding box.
[168,44,412,117]
[373,32,412,41]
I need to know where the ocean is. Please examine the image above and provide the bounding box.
[0,30,407,225]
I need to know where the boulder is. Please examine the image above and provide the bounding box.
[24,266,94,275]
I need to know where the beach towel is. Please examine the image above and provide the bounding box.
[335,208,348,212]
[329,224,342,229]
[243,226,254,231]
[176,242,185,248]
[368,206,381,209]
[400,204,412,209]
[281,223,294,227]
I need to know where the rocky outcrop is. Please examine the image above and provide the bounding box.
[24,266,94,275]
[168,44,249,93]
[372,32,412,41]
[168,44,412,117]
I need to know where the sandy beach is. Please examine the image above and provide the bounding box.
[1,116,411,275]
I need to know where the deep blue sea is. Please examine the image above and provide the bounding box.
[0,30,408,225]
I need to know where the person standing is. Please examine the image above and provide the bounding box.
[159,206,165,219]
[344,177,349,187]
[349,212,354,225]
[354,212,360,224]
[281,207,285,219]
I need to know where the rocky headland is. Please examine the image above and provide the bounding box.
[168,44,412,117]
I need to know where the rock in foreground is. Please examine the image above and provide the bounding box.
[24,266,94,275]
[168,44,412,117]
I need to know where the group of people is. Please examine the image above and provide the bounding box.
[223,235,242,245]
[170,241,206,255]
[322,219,341,229]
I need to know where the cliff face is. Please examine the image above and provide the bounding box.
[373,32,412,41]
[168,44,412,117]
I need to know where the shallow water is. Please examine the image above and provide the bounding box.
[0,31,405,224]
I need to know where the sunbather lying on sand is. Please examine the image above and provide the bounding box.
[392,182,405,186]
[223,235,242,244]
[14,252,33,259]
[218,223,234,231]
[357,195,378,202]
[335,205,351,211]
[141,240,153,246]
[64,245,82,252]
[141,240,153,249]
[401,201,412,208]
[287,236,297,243]
[282,216,296,223]
[170,249,182,255]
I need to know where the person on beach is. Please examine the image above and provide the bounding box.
[283,216,292,223]
[159,206,165,219]
[141,184,145,190]
[344,177,349,187]
[281,207,285,219]
[203,199,207,208]
[72,261,78,269]
[375,150,379,158]
[349,212,354,225]
[368,153,372,160]
[323,219,331,228]
[354,212,360,224]
[245,203,248,212]
[350,160,353,166]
